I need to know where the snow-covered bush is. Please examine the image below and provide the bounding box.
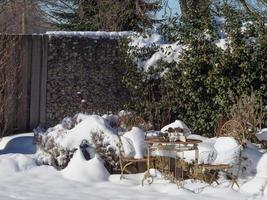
[34,126,76,169]
[35,113,121,171]
[90,131,119,172]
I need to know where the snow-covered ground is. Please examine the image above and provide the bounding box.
[1,118,267,199]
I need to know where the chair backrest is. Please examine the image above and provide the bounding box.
[220,119,245,145]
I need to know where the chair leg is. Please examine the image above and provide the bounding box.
[225,172,239,188]
[141,170,153,186]
[120,161,133,180]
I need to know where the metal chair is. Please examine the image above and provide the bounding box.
[118,136,155,181]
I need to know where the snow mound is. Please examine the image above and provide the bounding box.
[161,120,191,136]
[212,137,241,165]
[0,154,36,176]
[121,127,146,159]
[242,146,263,175]
[60,115,119,150]
[241,177,267,196]
[256,153,267,178]
[182,137,241,165]
[62,149,109,183]
[256,128,267,141]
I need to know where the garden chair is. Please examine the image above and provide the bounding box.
[118,135,155,182]
[191,120,245,187]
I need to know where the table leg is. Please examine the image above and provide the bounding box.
[142,144,153,186]
[194,144,199,164]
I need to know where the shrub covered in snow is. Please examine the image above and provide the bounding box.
[34,125,76,169]
[35,113,121,170]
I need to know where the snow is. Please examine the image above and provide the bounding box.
[129,33,184,72]
[0,133,36,154]
[129,33,163,48]
[214,39,228,51]
[196,141,217,164]
[256,128,267,141]
[1,129,267,199]
[161,120,191,136]
[62,149,109,183]
[46,31,134,39]
[256,153,267,178]
[141,42,183,72]
[60,115,119,150]
[212,137,241,165]
[0,154,36,177]
[121,127,147,159]
[241,177,267,196]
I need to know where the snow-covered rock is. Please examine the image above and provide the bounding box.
[62,149,109,183]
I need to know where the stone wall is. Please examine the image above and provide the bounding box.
[46,34,129,126]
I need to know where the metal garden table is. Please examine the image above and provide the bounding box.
[142,138,202,186]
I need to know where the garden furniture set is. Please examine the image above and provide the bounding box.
[119,119,244,187]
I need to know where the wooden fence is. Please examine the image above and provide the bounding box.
[0,35,48,136]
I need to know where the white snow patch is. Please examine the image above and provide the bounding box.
[62,149,109,183]
[241,177,267,196]
[161,120,191,136]
[46,31,134,39]
[214,38,228,50]
[143,42,183,71]
[60,115,119,150]
[0,154,36,177]
[212,137,241,165]
[121,127,146,159]
[256,153,267,178]
[129,33,163,48]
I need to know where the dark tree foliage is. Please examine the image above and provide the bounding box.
[50,0,161,31]
[122,2,267,136]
